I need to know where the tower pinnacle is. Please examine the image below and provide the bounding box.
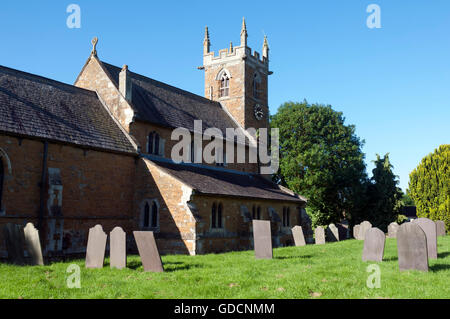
[240,17,247,47]
[203,26,211,55]
[263,35,269,59]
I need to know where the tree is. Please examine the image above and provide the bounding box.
[270,101,367,226]
[409,144,450,231]
[363,154,404,231]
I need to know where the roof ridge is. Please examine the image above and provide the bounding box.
[100,60,223,109]
[0,64,97,96]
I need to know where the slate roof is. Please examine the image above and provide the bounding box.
[0,65,137,155]
[100,61,243,134]
[147,156,306,203]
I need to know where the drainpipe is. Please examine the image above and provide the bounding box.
[38,141,48,231]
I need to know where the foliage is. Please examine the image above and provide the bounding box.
[409,145,450,232]
[401,191,415,206]
[270,101,367,226]
[396,214,408,225]
[362,154,404,231]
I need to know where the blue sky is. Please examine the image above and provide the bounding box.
[0,0,448,191]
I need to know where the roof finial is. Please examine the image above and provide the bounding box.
[91,37,98,56]
[229,41,233,53]
[263,35,269,59]
[240,17,247,47]
[203,26,211,55]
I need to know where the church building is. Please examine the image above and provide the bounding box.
[0,20,309,257]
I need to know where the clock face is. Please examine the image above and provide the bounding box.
[254,104,264,120]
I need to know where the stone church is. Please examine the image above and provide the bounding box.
[0,20,309,257]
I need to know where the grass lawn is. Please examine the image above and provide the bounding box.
[0,237,449,299]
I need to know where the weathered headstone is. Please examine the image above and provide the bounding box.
[133,231,164,272]
[362,227,385,262]
[436,220,446,237]
[327,223,339,242]
[291,226,306,247]
[388,222,399,238]
[353,224,361,240]
[110,227,126,269]
[315,226,325,245]
[397,222,428,272]
[23,223,44,266]
[412,218,437,259]
[85,224,107,268]
[359,221,372,240]
[252,220,273,259]
[3,223,25,265]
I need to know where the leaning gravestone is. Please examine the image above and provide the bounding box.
[23,223,44,266]
[413,218,437,259]
[110,227,126,269]
[327,223,339,242]
[436,220,446,237]
[353,224,361,240]
[291,226,306,247]
[359,221,372,240]
[388,222,399,238]
[85,224,107,268]
[315,226,325,245]
[253,220,273,259]
[362,228,386,262]
[3,223,25,265]
[133,231,164,272]
[397,222,428,272]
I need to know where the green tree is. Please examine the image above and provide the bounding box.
[270,101,367,226]
[363,154,404,231]
[409,144,450,232]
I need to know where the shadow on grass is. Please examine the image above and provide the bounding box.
[126,260,205,272]
[437,251,450,259]
[274,255,312,260]
[383,256,398,262]
[430,263,450,272]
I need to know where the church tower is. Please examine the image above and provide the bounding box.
[201,18,271,130]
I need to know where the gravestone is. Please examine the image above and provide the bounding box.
[291,226,306,247]
[353,224,361,240]
[3,223,25,265]
[110,227,126,269]
[133,231,164,272]
[397,222,428,272]
[327,223,339,242]
[252,220,273,259]
[412,218,437,259]
[85,224,107,268]
[388,222,399,238]
[436,220,446,237]
[315,226,325,245]
[23,223,44,266]
[359,221,372,240]
[362,227,385,262]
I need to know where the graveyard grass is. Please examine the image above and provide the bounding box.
[0,237,449,299]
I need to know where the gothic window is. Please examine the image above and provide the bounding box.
[142,199,159,229]
[283,207,290,227]
[148,131,161,156]
[211,202,223,229]
[253,73,258,99]
[252,205,261,220]
[0,159,4,211]
[219,73,229,98]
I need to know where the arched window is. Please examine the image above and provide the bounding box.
[283,207,290,227]
[253,205,261,220]
[0,159,4,211]
[142,199,159,229]
[253,73,258,99]
[151,201,158,228]
[148,132,161,155]
[217,203,223,228]
[211,203,217,228]
[219,73,229,98]
[143,202,150,228]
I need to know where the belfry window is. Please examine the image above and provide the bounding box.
[253,73,258,98]
[148,132,161,155]
[219,74,229,98]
